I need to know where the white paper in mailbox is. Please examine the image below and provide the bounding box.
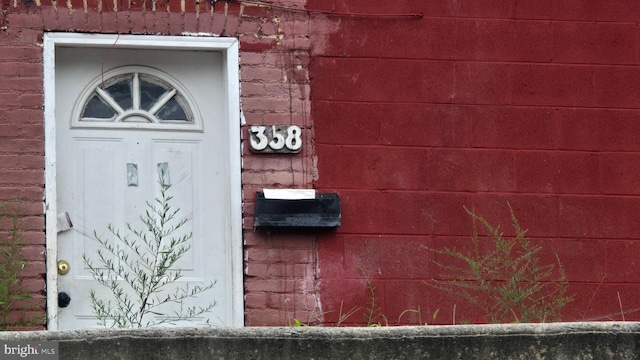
[263,189,316,200]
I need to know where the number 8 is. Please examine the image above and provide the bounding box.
[286,126,302,151]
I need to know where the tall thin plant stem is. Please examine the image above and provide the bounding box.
[83,175,216,328]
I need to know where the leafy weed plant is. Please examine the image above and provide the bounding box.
[0,199,40,330]
[426,203,573,323]
[83,175,216,328]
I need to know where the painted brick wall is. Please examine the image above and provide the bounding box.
[310,0,640,325]
[0,3,47,328]
[0,0,317,328]
[6,0,640,329]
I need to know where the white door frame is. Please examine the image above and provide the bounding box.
[43,32,243,329]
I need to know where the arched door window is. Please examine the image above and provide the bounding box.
[73,66,202,131]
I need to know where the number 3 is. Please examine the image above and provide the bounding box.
[250,125,268,151]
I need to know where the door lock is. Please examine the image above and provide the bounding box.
[58,292,71,308]
[57,260,70,275]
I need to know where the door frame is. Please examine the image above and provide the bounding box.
[43,33,243,329]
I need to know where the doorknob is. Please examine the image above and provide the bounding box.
[57,260,70,275]
[58,292,71,308]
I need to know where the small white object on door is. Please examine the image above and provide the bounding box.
[56,212,73,233]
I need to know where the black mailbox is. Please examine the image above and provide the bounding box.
[253,192,341,228]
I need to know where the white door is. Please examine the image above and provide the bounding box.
[47,35,242,329]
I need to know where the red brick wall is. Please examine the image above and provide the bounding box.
[310,0,640,324]
[0,0,318,328]
[0,2,47,328]
[5,0,640,329]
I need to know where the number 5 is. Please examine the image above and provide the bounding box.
[269,125,285,150]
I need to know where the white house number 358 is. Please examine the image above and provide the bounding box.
[249,125,302,153]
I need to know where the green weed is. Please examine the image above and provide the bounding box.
[83,174,216,328]
[425,203,573,323]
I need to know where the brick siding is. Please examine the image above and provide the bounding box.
[0,0,317,328]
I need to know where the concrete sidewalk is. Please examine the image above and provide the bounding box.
[2,322,640,359]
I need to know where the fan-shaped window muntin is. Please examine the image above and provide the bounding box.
[73,67,201,130]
